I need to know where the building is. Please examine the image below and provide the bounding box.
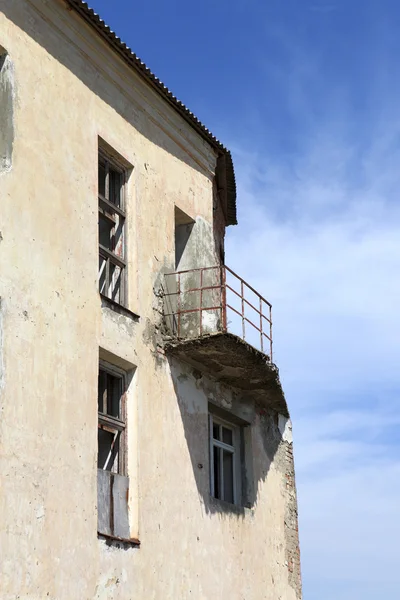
[0,1,302,598]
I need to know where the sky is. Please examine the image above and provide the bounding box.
[88,1,400,598]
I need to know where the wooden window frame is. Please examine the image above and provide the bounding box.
[98,361,127,476]
[98,150,127,306]
[209,413,242,505]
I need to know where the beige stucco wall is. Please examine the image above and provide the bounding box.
[0,1,301,598]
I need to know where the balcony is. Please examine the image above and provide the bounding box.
[163,266,288,416]
[164,265,272,358]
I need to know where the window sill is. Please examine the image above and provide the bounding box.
[98,531,140,547]
[100,294,140,321]
[209,495,254,516]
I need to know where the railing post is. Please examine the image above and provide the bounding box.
[177,273,181,339]
[241,280,245,341]
[260,297,263,353]
[269,305,273,361]
[221,266,227,332]
[199,269,203,337]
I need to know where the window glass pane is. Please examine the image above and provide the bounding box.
[113,217,124,257]
[99,255,107,295]
[107,373,122,418]
[222,426,233,446]
[98,428,119,472]
[213,445,221,499]
[98,161,106,197]
[109,168,122,207]
[213,423,220,441]
[99,214,113,250]
[110,263,122,304]
[98,370,107,413]
[223,450,234,503]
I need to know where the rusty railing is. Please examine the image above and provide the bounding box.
[163,265,272,360]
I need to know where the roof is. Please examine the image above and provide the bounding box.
[65,0,237,226]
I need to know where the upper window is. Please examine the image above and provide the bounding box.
[174,206,195,270]
[98,151,126,305]
[209,413,242,505]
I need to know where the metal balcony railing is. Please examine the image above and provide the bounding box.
[163,265,273,360]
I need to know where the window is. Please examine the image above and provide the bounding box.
[98,151,126,305]
[98,364,126,474]
[97,361,130,540]
[209,413,242,505]
[174,206,195,270]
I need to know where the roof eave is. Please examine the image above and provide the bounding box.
[65,0,237,226]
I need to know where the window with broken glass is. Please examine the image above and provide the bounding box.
[98,364,126,475]
[97,361,132,540]
[209,414,241,505]
[98,152,126,305]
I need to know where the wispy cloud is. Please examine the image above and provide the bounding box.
[226,137,400,600]
[227,134,400,392]
[224,13,400,596]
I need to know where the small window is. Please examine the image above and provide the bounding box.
[174,206,195,270]
[98,152,126,305]
[209,413,242,505]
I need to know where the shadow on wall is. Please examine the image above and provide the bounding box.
[168,356,287,517]
[2,0,213,179]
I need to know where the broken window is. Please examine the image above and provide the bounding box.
[98,365,126,473]
[97,361,130,540]
[209,413,242,505]
[98,151,126,305]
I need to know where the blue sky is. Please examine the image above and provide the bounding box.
[89,1,400,598]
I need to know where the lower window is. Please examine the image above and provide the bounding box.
[97,361,130,539]
[98,365,126,474]
[209,413,242,505]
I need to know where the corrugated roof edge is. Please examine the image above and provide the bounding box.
[65,0,238,226]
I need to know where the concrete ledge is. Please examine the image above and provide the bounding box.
[100,294,140,322]
[165,332,289,417]
[98,532,140,548]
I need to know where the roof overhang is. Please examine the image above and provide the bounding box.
[65,0,237,225]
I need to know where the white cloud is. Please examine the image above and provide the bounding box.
[203,4,400,595]
[224,124,400,598]
[226,138,400,393]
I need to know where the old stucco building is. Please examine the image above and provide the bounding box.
[0,1,302,599]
